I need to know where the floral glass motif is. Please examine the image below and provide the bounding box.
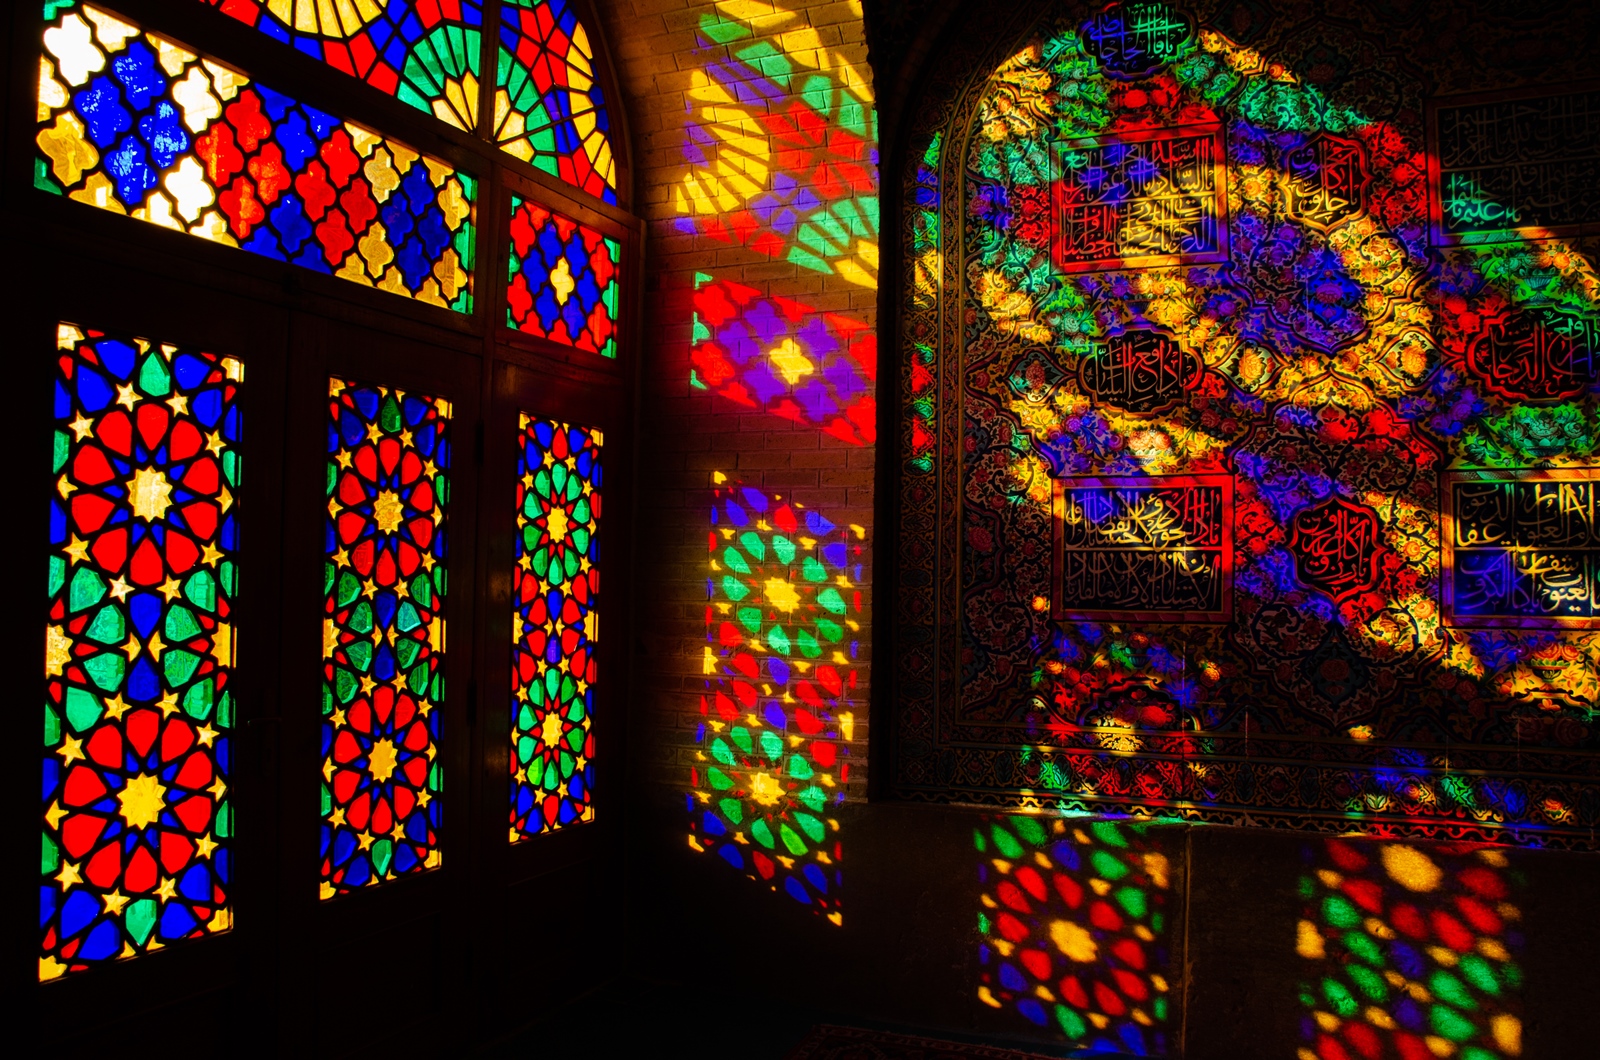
[494,0,616,203]
[43,323,242,982]
[37,3,477,312]
[199,0,483,132]
[322,380,449,897]
[505,195,619,356]
[510,417,601,840]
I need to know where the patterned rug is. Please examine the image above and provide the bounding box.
[786,1025,1063,1060]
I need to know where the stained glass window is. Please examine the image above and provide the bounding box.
[43,323,242,981]
[510,417,601,839]
[494,0,616,203]
[37,3,477,312]
[199,0,483,132]
[506,196,619,356]
[975,817,1175,1053]
[321,379,449,897]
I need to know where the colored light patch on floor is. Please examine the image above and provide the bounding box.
[42,322,242,981]
[321,379,450,897]
[494,0,615,202]
[198,0,482,132]
[976,816,1176,1056]
[687,480,865,923]
[1295,838,1525,1060]
[510,416,601,840]
[690,276,876,445]
[38,3,476,312]
[505,196,619,356]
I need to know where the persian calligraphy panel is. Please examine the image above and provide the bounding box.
[198,0,482,132]
[1444,469,1600,627]
[1052,125,1227,272]
[1052,475,1232,622]
[1429,82,1600,244]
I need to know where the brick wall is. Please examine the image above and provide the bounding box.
[596,0,878,800]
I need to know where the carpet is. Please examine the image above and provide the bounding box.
[785,1025,1063,1060]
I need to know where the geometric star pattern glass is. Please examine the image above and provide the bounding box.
[688,480,861,923]
[510,416,600,840]
[494,0,616,203]
[198,0,483,132]
[506,196,619,357]
[321,380,449,898]
[43,323,242,981]
[37,3,477,313]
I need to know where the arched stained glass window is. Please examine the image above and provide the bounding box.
[199,0,483,132]
[195,0,621,204]
[494,0,616,203]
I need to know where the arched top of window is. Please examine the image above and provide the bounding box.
[494,0,616,204]
[198,0,620,205]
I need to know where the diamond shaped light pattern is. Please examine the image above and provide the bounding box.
[510,416,601,840]
[42,323,242,981]
[321,380,450,897]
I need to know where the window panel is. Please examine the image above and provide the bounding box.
[494,0,617,203]
[506,196,619,356]
[43,323,243,981]
[197,0,483,133]
[321,380,450,896]
[38,3,477,312]
[510,417,600,840]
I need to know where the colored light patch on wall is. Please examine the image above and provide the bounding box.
[42,322,242,982]
[1295,839,1525,1060]
[494,0,615,203]
[199,0,482,132]
[689,276,876,445]
[38,3,476,312]
[679,2,878,287]
[893,0,1600,843]
[976,816,1176,1056]
[505,196,619,356]
[321,379,450,897]
[687,480,864,923]
[510,416,601,840]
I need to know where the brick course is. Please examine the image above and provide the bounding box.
[596,0,877,797]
